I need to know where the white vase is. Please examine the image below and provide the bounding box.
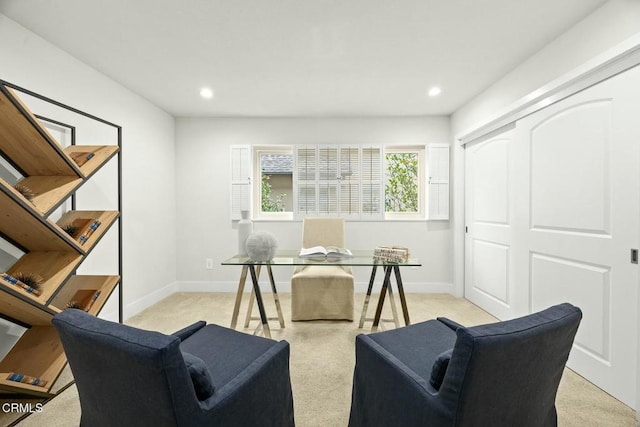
[237,210,253,256]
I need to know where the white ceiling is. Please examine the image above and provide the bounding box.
[0,0,607,117]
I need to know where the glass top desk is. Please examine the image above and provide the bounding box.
[221,251,421,338]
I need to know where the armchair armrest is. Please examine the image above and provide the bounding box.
[171,321,207,341]
[437,317,465,332]
[349,335,449,427]
[195,340,294,427]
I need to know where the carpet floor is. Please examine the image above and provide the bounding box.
[3,292,636,426]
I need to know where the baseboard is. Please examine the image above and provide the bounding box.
[101,281,179,321]
[103,280,454,321]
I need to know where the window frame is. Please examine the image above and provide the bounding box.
[240,143,445,222]
[383,145,426,220]
[252,146,294,221]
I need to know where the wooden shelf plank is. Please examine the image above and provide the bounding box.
[0,377,53,397]
[64,145,119,178]
[17,176,83,216]
[2,174,82,219]
[56,211,119,253]
[0,86,80,177]
[49,275,120,314]
[5,251,83,303]
[0,291,55,326]
[0,186,80,252]
[0,326,66,395]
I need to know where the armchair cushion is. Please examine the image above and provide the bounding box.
[179,321,276,388]
[429,348,452,390]
[182,352,215,400]
[367,318,457,382]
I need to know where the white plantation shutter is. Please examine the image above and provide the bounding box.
[340,147,360,217]
[318,184,338,215]
[230,145,252,219]
[294,145,382,219]
[427,144,450,220]
[295,146,317,217]
[318,146,339,215]
[361,146,383,219]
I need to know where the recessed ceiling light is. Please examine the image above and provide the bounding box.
[200,87,214,99]
[427,87,442,97]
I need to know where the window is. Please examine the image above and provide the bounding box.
[232,143,448,221]
[384,146,425,219]
[253,147,293,219]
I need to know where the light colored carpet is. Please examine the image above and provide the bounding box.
[3,292,636,426]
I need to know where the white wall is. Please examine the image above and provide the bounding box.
[452,0,640,137]
[0,14,178,320]
[175,116,452,293]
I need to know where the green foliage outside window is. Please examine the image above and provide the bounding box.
[261,174,287,212]
[385,153,418,212]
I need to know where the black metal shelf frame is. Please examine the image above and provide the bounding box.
[0,79,123,323]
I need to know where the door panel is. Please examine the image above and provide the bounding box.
[514,67,639,406]
[465,130,518,320]
[530,100,611,234]
[530,253,610,360]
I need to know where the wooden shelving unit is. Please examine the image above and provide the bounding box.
[0,80,122,397]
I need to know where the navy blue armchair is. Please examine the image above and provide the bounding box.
[349,303,582,427]
[53,309,294,427]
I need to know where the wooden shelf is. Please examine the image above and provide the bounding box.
[0,291,56,326]
[64,145,119,178]
[56,211,119,253]
[0,85,80,177]
[0,185,80,252]
[49,275,120,314]
[4,175,83,217]
[17,176,83,216]
[4,251,83,304]
[0,82,121,398]
[0,326,67,395]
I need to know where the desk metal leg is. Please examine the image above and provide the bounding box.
[244,266,261,328]
[358,265,378,328]
[394,265,410,325]
[248,265,271,338]
[371,266,393,332]
[387,281,400,328]
[231,265,248,329]
[267,265,285,328]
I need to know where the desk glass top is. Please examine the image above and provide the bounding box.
[221,250,421,267]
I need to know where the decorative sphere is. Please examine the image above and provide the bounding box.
[245,231,278,261]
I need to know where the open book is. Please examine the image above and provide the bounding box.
[299,246,353,258]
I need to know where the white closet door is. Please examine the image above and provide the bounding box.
[514,66,639,407]
[465,128,521,320]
